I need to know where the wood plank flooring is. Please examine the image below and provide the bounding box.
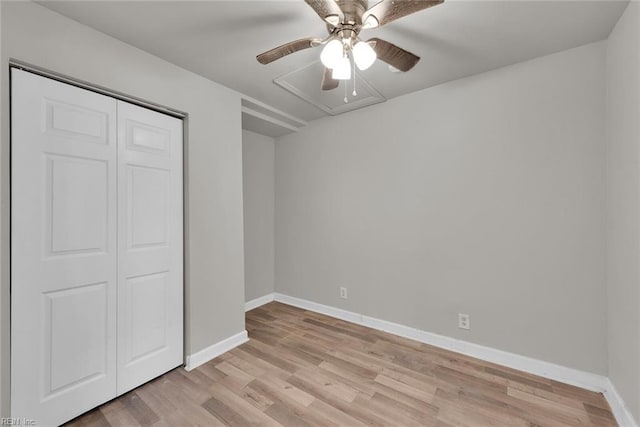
[67,302,617,426]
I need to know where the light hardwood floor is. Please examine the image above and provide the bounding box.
[67,302,617,426]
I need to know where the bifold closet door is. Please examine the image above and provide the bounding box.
[116,101,183,395]
[11,69,184,425]
[11,69,118,425]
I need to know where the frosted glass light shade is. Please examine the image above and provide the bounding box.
[353,41,377,70]
[320,40,343,69]
[332,56,351,80]
[362,14,379,29]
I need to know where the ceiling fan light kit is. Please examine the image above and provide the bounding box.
[332,55,352,80]
[257,0,444,93]
[320,37,377,80]
[353,41,377,70]
[320,39,343,69]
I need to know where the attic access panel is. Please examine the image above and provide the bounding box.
[274,60,386,116]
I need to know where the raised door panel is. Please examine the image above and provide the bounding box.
[45,99,109,144]
[47,155,108,255]
[125,272,169,363]
[128,165,169,249]
[126,119,170,152]
[116,101,183,395]
[11,69,117,426]
[45,282,109,394]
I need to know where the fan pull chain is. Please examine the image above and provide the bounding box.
[344,79,348,103]
[352,56,357,97]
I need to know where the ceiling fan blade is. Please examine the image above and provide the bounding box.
[321,67,339,91]
[368,37,420,72]
[363,0,443,28]
[256,37,322,64]
[304,0,344,26]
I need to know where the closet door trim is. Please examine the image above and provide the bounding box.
[9,61,187,119]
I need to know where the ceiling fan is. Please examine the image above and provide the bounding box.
[256,0,443,91]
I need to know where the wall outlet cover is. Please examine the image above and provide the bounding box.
[458,313,470,330]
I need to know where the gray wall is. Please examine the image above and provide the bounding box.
[606,1,640,423]
[275,42,608,374]
[1,1,246,415]
[243,130,275,302]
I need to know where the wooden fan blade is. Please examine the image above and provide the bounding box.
[257,38,322,64]
[321,67,339,91]
[368,37,420,72]
[305,0,344,26]
[363,0,443,28]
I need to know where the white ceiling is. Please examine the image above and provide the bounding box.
[40,0,627,129]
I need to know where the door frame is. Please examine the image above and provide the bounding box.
[7,61,189,417]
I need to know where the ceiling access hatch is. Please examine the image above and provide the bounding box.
[274,60,386,116]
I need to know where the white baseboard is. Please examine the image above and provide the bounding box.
[275,293,362,323]
[184,330,248,371]
[241,292,636,427]
[603,378,639,427]
[245,293,275,312]
[273,293,607,392]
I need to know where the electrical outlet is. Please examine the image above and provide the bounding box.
[458,313,470,330]
[340,287,348,299]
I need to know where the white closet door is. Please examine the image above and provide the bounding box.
[11,69,118,425]
[116,101,183,395]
